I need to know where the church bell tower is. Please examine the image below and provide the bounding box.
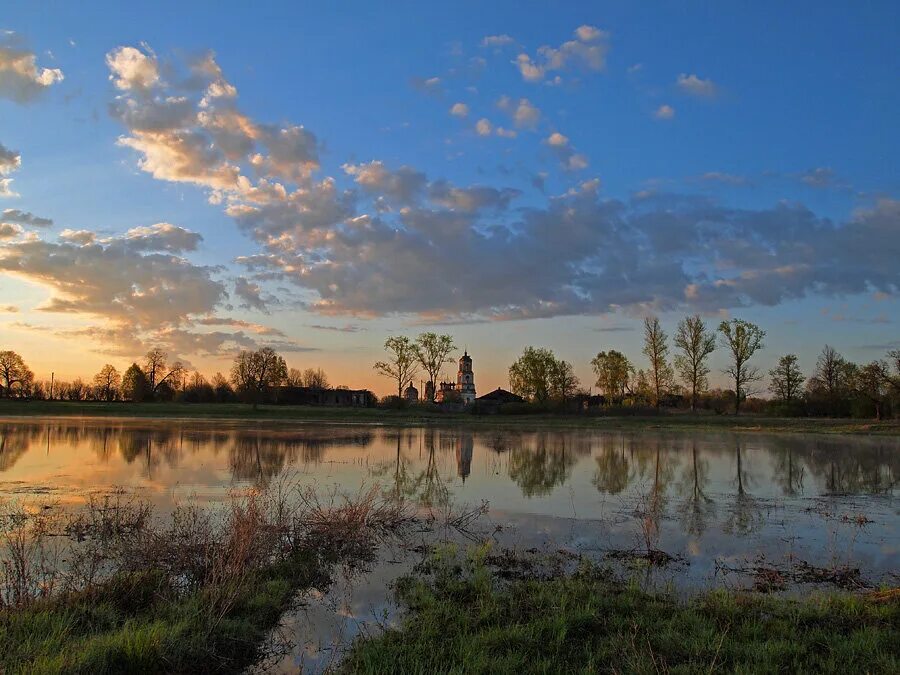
[457,351,476,404]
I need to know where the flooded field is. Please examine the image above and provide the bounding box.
[1,418,897,670]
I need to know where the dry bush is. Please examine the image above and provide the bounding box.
[1,503,63,608]
[296,484,415,559]
[0,478,431,611]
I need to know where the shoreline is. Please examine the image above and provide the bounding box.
[0,400,898,436]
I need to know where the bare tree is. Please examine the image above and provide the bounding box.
[807,345,852,416]
[143,348,185,395]
[230,347,288,408]
[286,368,304,387]
[769,354,804,402]
[884,349,900,394]
[93,364,121,402]
[642,316,673,409]
[851,361,890,420]
[673,315,717,412]
[302,367,329,389]
[374,336,419,398]
[0,350,33,398]
[414,333,456,402]
[718,319,766,415]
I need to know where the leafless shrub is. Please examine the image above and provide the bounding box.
[0,480,433,611]
[296,484,415,560]
[1,503,63,608]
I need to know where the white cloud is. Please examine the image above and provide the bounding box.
[109,45,322,195]
[475,118,493,136]
[801,167,836,188]
[515,25,609,82]
[410,76,442,95]
[543,132,588,171]
[698,172,746,186]
[0,32,64,103]
[546,132,569,146]
[1,208,53,228]
[497,96,541,129]
[676,73,717,97]
[106,45,160,91]
[0,223,22,239]
[449,102,469,117]
[575,25,604,42]
[654,104,675,119]
[103,41,900,327]
[0,142,21,197]
[481,34,515,48]
[0,225,224,328]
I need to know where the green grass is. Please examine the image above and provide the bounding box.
[0,553,325,674]
[341,560,900,674]
[1,399,898,435]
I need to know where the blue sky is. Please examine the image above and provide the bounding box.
[1,1,898,393]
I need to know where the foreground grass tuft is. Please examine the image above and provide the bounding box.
[0,550,322,674]
[341,558,900,674]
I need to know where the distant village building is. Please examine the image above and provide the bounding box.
[424,380,435,402]
[404,383,419,402]
[473,387,525,413]
[274,386,375,407]
[434,351,477,405]
[476,387,525,404]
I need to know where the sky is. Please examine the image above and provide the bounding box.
[0,1,898,395]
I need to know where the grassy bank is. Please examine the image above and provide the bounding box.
[342,553,900,674]
[1,556,322,674]
[0,484,412,674]
[1,399,898,435]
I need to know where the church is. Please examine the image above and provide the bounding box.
[406,351,476,404]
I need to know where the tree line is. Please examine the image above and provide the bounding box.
[0,347,337,405]
[503,316,899,419]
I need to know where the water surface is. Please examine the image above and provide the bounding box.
[1,419,897,670]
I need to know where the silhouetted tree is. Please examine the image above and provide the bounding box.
[642,316,673,409]
[548,357,579,401]
[231,347,288,407]
[718,319,765,414]
[301,367,329,389]
[807,345,852,416]
[374,336,420,398]
[591,350,632,404]
[121,363,150,402]
[674,315,716,412]
[769,354,803,402]
[143,348,185,397]
[414,333,456,402]
[0,351,33,398]
[211,372,235,402]
[851,361,890,420]
[508,346,577,403]
[92,364,121,402]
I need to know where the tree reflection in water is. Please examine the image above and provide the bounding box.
[724,439,762,536]
[677,442,715,536]
[508,432,589,497]
[592,436,631,495]
[0,422,897,508]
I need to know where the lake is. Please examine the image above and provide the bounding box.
[1,418,897,670]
